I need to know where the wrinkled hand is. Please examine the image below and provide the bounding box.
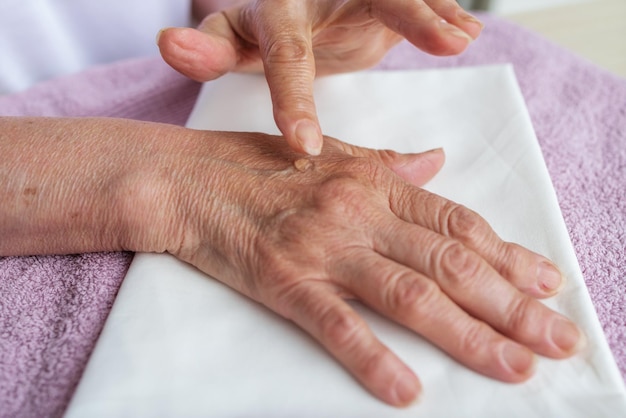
[135,130,584,407]
[157,0,483,155]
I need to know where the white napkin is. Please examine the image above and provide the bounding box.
[65,65,626,417]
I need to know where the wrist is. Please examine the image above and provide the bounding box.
[112,123,203,256]
[0,117,200,257]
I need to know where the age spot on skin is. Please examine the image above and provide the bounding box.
[294,158,314,173]
[21,187,38,206]
[23,187,37,196]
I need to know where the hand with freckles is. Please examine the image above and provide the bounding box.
[159,0,484,155]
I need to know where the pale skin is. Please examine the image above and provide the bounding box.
[0,0,585,408]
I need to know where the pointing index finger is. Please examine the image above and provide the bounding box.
[254,1,323,155]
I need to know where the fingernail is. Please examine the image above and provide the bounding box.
[501,343,535,375]
[396,148,443,168]
[156,27,167,45]
[439,20,473,43]
[423,147,444,155]
[457,10,485,31]
[393,372,420,406]
[295,120,322,156]
[551,318,586,353]
[537,262,565,292]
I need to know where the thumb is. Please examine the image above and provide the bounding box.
[384,147,445,186]
[326,137,445,186]
[157,13,243,82]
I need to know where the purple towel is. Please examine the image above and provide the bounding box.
[1,14,625,418]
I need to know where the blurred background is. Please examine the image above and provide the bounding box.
[459,0,626,78]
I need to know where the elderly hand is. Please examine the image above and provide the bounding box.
[157,0,483,155]
[161,128,582,406]
[1,118,583,407]
[127,123,579,406]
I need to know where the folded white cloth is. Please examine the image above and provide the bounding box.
[65,65,626,417]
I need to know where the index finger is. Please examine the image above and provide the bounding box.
[252,1,323,155]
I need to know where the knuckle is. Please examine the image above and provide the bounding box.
[355,348,390,381]
[444,203,486,240]
[316,162,377,207]
[264,36,311,65]
[320,305,364,351]
[268,277,310,319]
[374,149,400,167]
[313,168,389,222]
[493,242,525,280]
[459,321,490,358]
[504,296,537,340]
[439,241,482,286]
[387,273,440,317]
[316,176,361,204]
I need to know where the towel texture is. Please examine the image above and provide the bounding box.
[0,59,200,418]
[1,14,624,418]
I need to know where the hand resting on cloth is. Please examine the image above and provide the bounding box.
[0,116,584,406]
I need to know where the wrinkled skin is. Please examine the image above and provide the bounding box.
[159,0,484,154]
[1,0,582,406]
[1,118,584,406]
[133,126,583,406]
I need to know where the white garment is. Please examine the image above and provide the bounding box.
[0,0,191,94]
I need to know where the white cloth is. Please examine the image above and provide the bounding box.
[0,0,190,94]
[65,65,626,417]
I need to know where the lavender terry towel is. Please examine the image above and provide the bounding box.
[0,59,201,418]
[1,14,625,418]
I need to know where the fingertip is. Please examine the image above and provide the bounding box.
[550,317,587,356]
[294,120,323,156]
[364,350,422,408]
[392,371,422,407]
[455,9,484,40]
[437,20,473,53]
[390,148,446,186]
[158,27,237,81]
[500,343,537,381]
[404,19,473,57]
[536,261,566,295]
[424,147,446,170]
[155,27,169,46]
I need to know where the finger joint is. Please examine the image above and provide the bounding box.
[504,296,537,341]
[319,305,365,352]
[264,36,312,66]
[444,203,486,240]
[387,273,440,318]
[458,321,490,358]
[439,241,482,288]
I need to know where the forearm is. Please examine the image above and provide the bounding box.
[0,117,191,256]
